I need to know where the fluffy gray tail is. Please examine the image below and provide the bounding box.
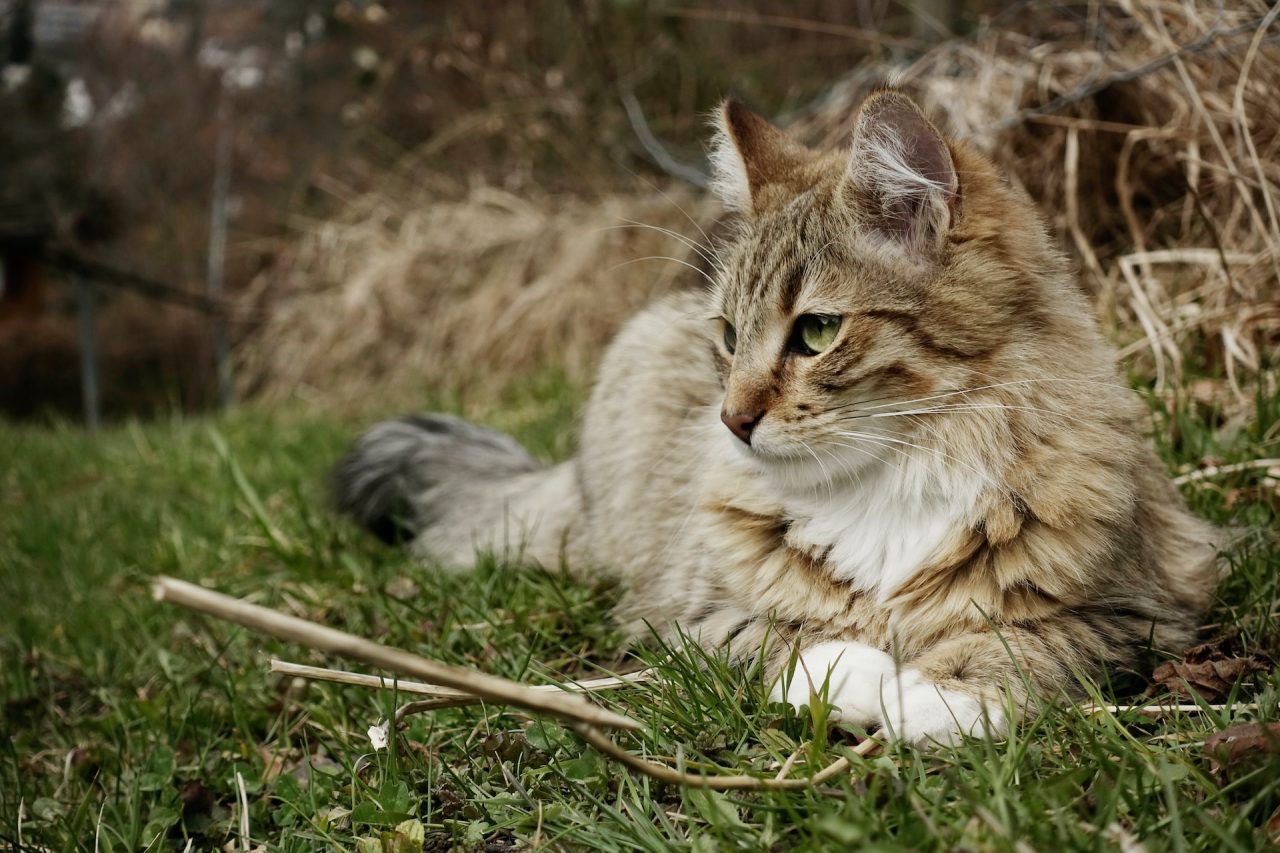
[332,414,581,568]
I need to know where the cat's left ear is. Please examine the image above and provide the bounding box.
[843,91,957,256]
[708,100,814,215]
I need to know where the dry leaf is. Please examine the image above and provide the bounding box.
[1204,723,1280,777]
[1145,633,1270,701]
[1145,658,1268,702]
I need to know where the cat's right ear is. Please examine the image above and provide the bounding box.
[708,100,812,216]
[843,91,957,257]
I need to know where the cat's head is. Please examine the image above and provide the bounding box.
[705,90,1094,484]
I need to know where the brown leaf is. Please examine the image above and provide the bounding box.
[1145,657,1269,702]
[1204,723,1280,777]
[1182,631,1252,663]
[1145,632,1270,701]
[1183,637,1229,663]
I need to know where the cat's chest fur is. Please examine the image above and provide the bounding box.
[709,452,983,607]
[788,463,980,600]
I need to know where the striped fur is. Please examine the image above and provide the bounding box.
[335,91,1222,746]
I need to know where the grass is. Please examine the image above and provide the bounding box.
[2,372,1278,851]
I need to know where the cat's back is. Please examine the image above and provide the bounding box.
[576,289,725,579]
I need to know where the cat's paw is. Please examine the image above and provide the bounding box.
[770,640,897,727]
[879,670,1005,747]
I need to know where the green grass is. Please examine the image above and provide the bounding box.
[2,376,1278,851]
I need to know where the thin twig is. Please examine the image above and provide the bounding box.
[271,659,653,706]
[44,245,266,322]
[157,577,882,792]
[377,666,885,790]
[152,576,641,731]
[571,722,881,791]
[621,92,709,188]
[1081,702,1260,719]
[773,745,806,781]
[1173,459,1280,485]
[979,13,1275,134]
[1231,2,1280,251]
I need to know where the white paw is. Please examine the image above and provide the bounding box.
[770,641,898,727]
[879,670,1005,747]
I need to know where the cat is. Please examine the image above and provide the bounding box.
[333,90,1222,746]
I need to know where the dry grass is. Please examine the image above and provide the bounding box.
[241,0,1279,411]
[800,0,1280,411]
[239,181,716,407]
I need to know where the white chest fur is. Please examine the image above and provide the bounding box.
[783,456,981,601]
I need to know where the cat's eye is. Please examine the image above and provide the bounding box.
[790,314,841,355]
[723,321,737,355]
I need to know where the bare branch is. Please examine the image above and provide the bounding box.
[621,92,710,189]
[270,658,653,708]
[1173,459,1280,486]
[152,576,642,731]
[1082,702,1260,719]
[570,722,880,791]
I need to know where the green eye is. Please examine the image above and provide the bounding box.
[791,314,841,355]
[723,321,737,355]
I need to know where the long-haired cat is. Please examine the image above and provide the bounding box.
[334,91,1221,745]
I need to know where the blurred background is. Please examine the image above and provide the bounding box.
[1,0,1276,425]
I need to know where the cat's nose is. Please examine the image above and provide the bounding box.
[721,409,763,445]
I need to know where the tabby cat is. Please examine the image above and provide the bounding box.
[334,91,1221,745]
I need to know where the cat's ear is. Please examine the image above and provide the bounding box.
[843,91,957,255]
[709,100,812,215]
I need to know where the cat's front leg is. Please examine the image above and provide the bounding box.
[770,640,1008,746]
[878,619,1115,746]
[769,640,898,728]
[877,670,1005,746]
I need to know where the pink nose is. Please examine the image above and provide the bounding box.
[721,409,762,444]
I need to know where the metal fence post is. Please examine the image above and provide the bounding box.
[207,94,234,409]
[75,274,100,430]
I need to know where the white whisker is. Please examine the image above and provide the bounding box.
[607,255,717,286]
[605,220,725,273]
[840,377,1133,413]
[831,429,1008,496]
[846,402,1097,431]
[797,438,836,496]
[815,442,865,488]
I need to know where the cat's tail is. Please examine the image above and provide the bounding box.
[332,413,582,569]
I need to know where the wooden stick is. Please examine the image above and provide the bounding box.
[571,723,880,791]
[271,659,653,707]
[1081,702,1259,719]
[153,576,641,731]
[1172,458,1280,485]
[158,577,879,791]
